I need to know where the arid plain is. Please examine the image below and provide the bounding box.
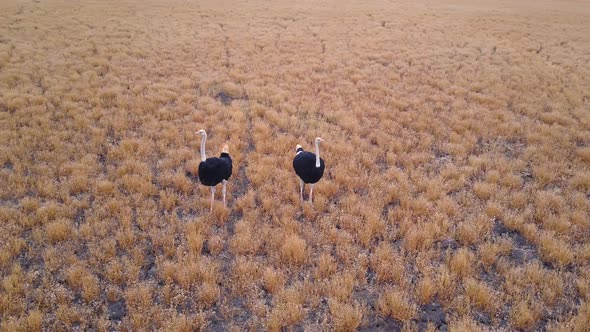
[1,0,590,330]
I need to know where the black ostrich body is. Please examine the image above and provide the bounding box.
[293,148,325,184]
[198,152,232,186]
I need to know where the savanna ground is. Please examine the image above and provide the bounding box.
[1,0,590,330]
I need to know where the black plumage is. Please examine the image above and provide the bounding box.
[198,152,232,186]
[293,149,325,184]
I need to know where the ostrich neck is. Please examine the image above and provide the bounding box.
[200,134,207,162]
[315,141,320,168]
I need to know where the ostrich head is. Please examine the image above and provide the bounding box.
[197,129,208,161]
[313,137,324,167]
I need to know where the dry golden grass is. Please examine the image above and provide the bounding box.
[1,0,589,330]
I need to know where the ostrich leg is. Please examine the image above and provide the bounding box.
[299,179,304,201]
[309,184,314,203]
[222,180,227,208]
[210,187,215,212]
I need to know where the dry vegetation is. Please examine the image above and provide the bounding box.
[1,0,590,330]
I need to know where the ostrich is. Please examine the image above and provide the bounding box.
[196,129,232,211]
[293,137,325,202]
